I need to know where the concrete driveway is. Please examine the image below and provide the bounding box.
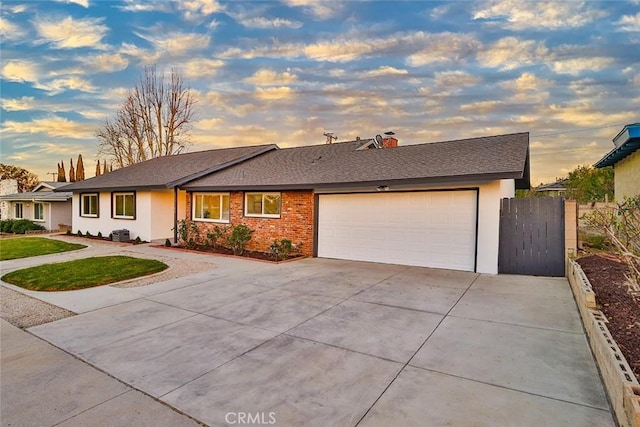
[17,254,613,426]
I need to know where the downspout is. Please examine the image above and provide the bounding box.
[173,186,178,244]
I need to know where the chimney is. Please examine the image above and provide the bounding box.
[382,131,398,148]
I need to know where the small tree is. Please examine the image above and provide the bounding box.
[583,195,640,292]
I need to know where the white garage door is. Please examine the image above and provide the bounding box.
[317,190,477,271]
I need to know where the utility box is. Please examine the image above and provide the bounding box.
[112,229,130,242]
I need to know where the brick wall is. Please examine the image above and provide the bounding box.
[186,190,315,256]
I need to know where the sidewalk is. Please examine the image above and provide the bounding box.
[0,319,200,427]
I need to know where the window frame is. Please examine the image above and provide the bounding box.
[192,192,231,223]
[33,202,45,221]
[80,193,99,218]
[111,192,136,220]
[244,192,281,218]
[14,203,23,219]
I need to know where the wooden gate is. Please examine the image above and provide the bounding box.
[498,197,565,277]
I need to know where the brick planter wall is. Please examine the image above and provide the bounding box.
[186,190,314,256]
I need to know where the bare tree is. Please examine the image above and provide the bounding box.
[97,65,197,168]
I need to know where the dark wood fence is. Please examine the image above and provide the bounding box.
[498,197,565,277]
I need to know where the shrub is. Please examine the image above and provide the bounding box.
[134,236,142,244]
[86,231,92,237]
[66,229,72,236]
[1,220,15,233]
[108,233,113,241]
[175,219,202,249]
[77,230,83,237]
[2,219,45,234]
[226,224,254,255]
[270,239,294,261]
[164,239,172,247]
[97,232,103,239]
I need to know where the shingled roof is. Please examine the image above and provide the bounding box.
[184,132,530,191]
[59,144,277,192]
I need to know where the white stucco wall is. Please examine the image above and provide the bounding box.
[50,202,72,230]
[476,179,515,274]
[72,189,183,242]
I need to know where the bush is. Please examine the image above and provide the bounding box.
[134,236,142,244]
[97,231,103,239]
[86,231,92,237]
[175,219,201,249]
[164,239,172,247]
[270,239,294,261]
[66,229,72,236]
[77,230,83,237]
[226,224,254,255]
[1,220,15,233]
[1,219,46,234]
[108,233,113,241]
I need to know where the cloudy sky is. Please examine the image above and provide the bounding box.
[1,0,639,185]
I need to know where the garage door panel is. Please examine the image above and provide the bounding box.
[318,191,477,271]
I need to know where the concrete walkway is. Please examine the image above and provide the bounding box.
[1,319,200,426]
[1,238,615,426]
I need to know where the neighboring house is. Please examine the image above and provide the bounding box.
[594,123,640,200]
[57,145,277,242]
[0,182,72,231]
[535,179,568,197]
[182,132,530,274]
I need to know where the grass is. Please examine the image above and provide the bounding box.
[1,256,168,291]
[0,237,87,261]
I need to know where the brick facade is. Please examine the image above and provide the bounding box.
[186,190,315,256]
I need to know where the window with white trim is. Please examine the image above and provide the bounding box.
[81,193,99,217]
[34,203,44,221]
[113,192,135,219]
[193,193,230,222]
[245,192,281,218]
[14,203,23,219]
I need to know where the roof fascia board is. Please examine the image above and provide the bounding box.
[183,172,522,192]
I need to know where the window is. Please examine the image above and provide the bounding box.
[81,193,99,217]
[193,193,230,222]
[245,192,281,218]
[14,203,23,219]
[113,192,135,219]
[34,203,44,221]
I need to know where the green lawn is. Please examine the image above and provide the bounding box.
[0,237,87,261]
[1,256,168,291]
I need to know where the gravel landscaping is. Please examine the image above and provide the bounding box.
[0,286,75,328]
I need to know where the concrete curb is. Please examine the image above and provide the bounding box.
[568,258,640,427]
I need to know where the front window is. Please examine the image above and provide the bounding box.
[81,193,99,217]
[193,193,230,222]
[245,193,281,218]
[14,203,23,219]
[113,192,135,219]
[34,203,44,221]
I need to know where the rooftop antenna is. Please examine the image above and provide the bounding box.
[47,172,58,181]
[323,132,338,144]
